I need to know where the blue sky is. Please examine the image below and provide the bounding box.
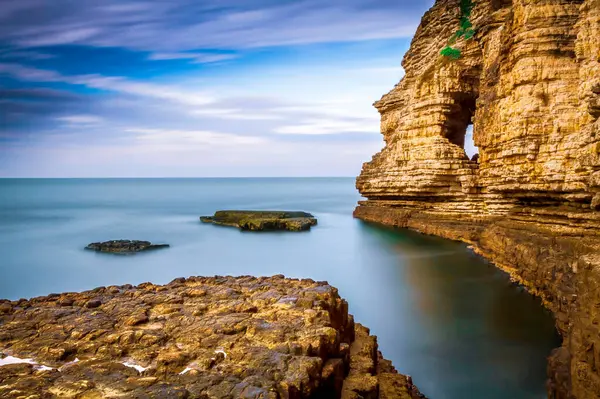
[0,0,441,177]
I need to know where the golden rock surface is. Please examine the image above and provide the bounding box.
[355,1,600,398]
[0,276,424,399]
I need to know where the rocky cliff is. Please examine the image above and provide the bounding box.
[354,0,600,398]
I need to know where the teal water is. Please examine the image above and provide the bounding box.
[0,178,559,398]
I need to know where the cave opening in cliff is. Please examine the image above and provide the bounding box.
[444,95,479,161]
[465,124,478,160]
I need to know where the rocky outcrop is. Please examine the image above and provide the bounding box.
[0,276,423,398]
[85,240,170,253]
[355,0,600,398]
[201,211,318,231]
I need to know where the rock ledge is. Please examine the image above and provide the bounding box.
[0,275,424,398]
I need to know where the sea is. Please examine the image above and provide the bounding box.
[0,177,559,399]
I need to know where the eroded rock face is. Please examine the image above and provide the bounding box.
[0,276,424,398]
[85,240,170,253]
[355,1,600,398]
[201,211,318,231]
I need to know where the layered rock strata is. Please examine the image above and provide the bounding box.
[0,275,423,398]
[355,0,600,398]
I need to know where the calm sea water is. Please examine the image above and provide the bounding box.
[0,178,559,399]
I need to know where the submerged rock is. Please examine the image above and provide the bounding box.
[0,276,424,398]
[85,240,169,253]
[200,210,318,231]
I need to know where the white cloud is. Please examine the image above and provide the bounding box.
[190,108,282,120]
[0,138,382,177]
[56,115,104,125]
[22,27,100,46]
[0,62,62,81]
[149,52,238,64]
[0,0,434,178]
[0,63,215,106]
[270,104,379,121]
[72,75,215,106]
[0,0,434,51]
[99,3,155,13]
[223,10,269,24]
[273,118,376,135]
[126,128,267,147]
[0,50,55,60]
[0,45,407,176]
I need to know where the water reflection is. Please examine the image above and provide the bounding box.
[357,223,560,399]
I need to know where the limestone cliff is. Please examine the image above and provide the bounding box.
[354,0,600,398]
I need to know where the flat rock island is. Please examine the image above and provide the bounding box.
[200,211,318,231]
[0,276,423,398]
[85,240,170,253]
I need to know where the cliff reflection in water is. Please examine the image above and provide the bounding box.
[358,223,560,399]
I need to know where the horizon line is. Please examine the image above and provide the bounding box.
[0,176,358,179]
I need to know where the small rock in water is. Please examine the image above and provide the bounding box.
[200,210,317,231]
[85,240,170,253]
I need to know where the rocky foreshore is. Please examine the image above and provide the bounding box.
[0,276,424,398]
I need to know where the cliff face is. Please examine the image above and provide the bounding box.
[355,0,600,398]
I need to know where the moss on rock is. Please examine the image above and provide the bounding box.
[200,211,318,231]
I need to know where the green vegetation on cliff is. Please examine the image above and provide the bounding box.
[441,0,475,59]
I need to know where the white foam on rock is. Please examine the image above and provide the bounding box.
[179,367,193,375]
[122,361,148,373]
[58,358,80,372]
[0,356,36,366]
[214,349,227,359]
[0,355,54,371]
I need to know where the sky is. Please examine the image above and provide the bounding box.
[0,0,443,178]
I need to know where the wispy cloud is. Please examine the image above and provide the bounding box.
[0,0,433,52]
[127,127,267,147]
[0,0,432,176]
[190,108,282,121]
[0,62,386,134]
[0,62,62,81]
[72,75,215,106]
[0,88,82,101]
[22,28,100,47]
[274,118,375,135]
[1,87,90,129]
[0,49,55,60]
[0,63,215,106]
[56,115,104,125]
[149,52,239,64]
